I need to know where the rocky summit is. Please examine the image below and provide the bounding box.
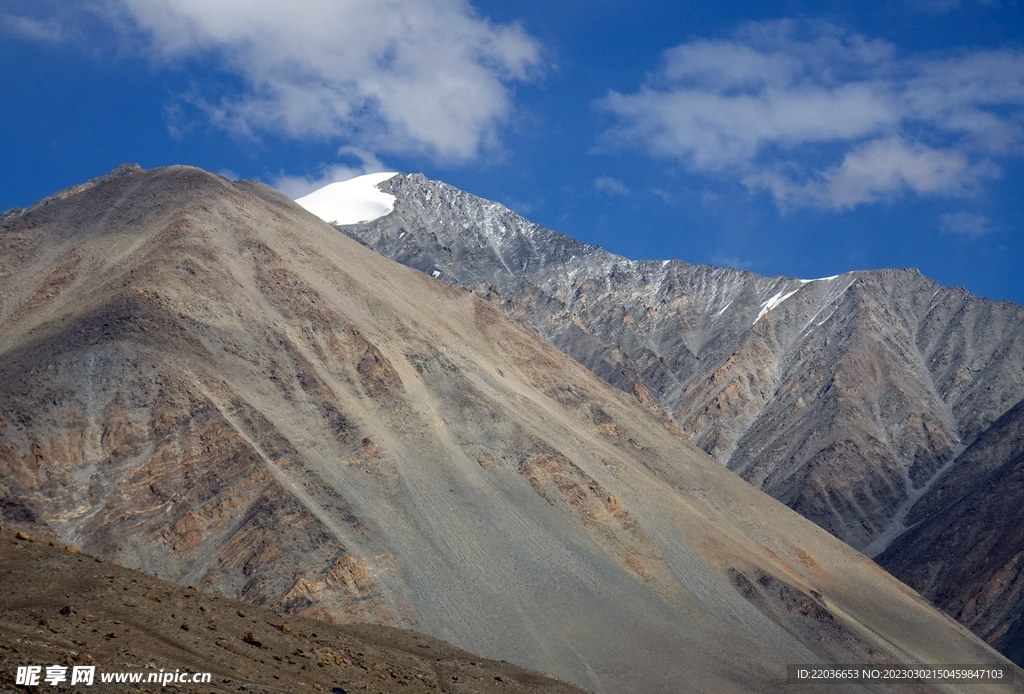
[1,165,1018,692]
[333,172,1024,664]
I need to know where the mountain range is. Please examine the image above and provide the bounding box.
[0,164,1019,692]
[326,172,1024,665]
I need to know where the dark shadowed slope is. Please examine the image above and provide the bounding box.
[878,397,1024,664]
[0,166,1018,693]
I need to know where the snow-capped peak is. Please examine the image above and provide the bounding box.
[295,172,400,225]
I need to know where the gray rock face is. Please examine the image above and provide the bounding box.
[878,397,1024,663]
[343,173,1024,552]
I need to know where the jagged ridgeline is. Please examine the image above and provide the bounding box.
[331,172,1024,666]
[0,165,1018,693]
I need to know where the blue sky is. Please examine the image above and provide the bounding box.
[2,0,1023,303]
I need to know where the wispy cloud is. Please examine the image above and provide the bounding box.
[0,11,72,44]
[273,147,388,198]
[599,20,1024,211]
[594,175,629,195]
[904,0,999,13]
[95,0,543,162]
[906,0,962,11]
[711,254,754,270]
[939,211,994,238]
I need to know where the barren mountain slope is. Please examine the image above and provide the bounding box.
[340,173,1024,554]
[0,166,1017,693]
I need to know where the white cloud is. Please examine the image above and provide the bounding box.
[594,175,629,195]
[104,0,543,162]
[600,20,1024,211]
[272,147,388,198]
[745,137,997,211]
[939,211,994,238]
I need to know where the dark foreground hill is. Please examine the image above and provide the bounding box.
[0,165,1018,693]
[0,524,586,694]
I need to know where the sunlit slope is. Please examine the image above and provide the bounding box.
[0,166,1016,693]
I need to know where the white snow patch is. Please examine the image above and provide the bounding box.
[431,270,442,278]
[755,288,800,323]
[295,172,400,225]
[798,274,839,284]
